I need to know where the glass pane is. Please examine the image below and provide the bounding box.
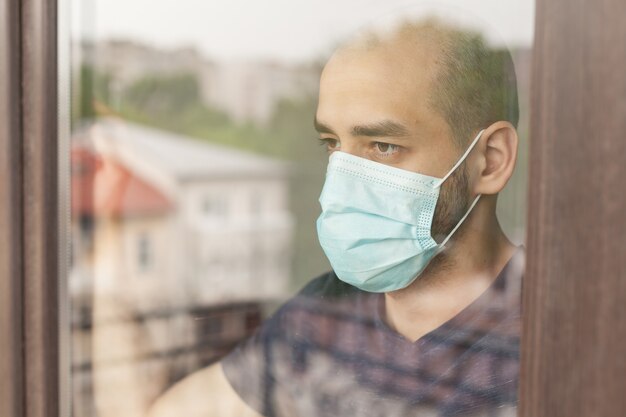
[67,1,533,416]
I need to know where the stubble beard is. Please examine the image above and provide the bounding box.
[431,162,471,246]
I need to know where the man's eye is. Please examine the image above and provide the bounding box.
[374,142,400,156]
[319,138,340,151]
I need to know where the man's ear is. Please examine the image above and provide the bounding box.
[472,121,518,195]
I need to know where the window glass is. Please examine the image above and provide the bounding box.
[68,1,533,416]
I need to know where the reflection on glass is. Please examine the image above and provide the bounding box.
[70,118,296,416]
[68,2,532,417]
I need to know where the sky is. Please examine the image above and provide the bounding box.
[76,0,535,62]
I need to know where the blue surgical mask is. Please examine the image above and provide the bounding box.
[316,130,484,293]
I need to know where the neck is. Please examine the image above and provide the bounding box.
[383,197,516,341]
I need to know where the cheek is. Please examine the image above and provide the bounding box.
[395,149,448,177]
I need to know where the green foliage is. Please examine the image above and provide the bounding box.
[75,64,112,125]
[107,72,325,164]
[123,73,202,116]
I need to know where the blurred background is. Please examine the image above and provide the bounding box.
[67,1,533,416]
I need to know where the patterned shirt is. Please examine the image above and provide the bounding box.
[223,249,524,417]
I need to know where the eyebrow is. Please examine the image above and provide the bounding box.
[314,116,411,138]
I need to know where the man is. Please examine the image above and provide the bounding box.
[149,19,523,417]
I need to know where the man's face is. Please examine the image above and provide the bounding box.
[315,42,471,241]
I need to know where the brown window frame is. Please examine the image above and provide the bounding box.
[519,0,626,416]
[0,0,25,415]
[1,0,625,416]
[0,0,69,417]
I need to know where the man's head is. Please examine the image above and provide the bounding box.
[315,19,519,242]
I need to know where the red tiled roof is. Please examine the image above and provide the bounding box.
[72,147,173,218]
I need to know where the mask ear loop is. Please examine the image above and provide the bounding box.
[440,194,481,247]
[432,129,485,248]
[433,129,485,189]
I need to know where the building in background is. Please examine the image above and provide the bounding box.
[70,118,293,417]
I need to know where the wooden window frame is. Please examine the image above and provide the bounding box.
[0,0,624,416]
[0,0,25,415]
[519,0,626,416]
[0,0,69,417]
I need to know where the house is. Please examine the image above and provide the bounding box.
[70,118,293,417]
